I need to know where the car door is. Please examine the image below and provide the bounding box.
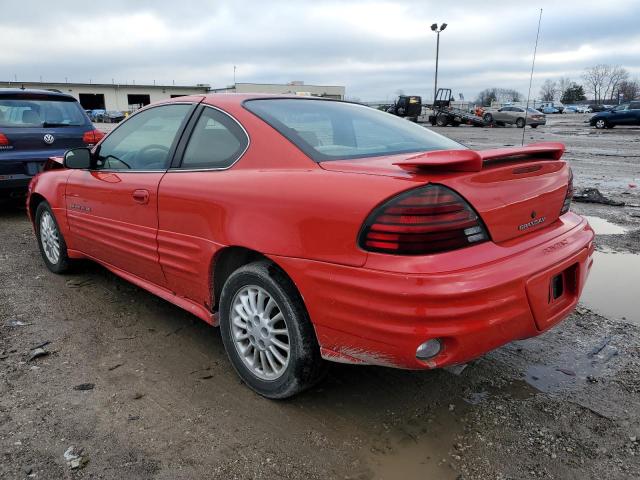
[156,104,250,307]
[608,104,630,125]
[494,107,509,123]
[630,102,640,125]
[65,103,196,286]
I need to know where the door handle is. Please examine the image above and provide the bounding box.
[132,189,150,204]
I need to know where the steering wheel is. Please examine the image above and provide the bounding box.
[136,144,170,167]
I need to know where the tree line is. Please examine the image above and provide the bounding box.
[474,64,639,106]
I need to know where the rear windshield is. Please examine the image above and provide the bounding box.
[244,98,463,161]
[0,95,87,127]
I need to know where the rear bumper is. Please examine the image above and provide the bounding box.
[272,213,594,369]
[0,174,31,195]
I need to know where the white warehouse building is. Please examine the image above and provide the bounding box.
[0,80,346,112]
[0,81,211,112]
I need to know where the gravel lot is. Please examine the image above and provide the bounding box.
[1,114,639,479]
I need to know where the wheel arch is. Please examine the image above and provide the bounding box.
[210,246,305,315]
[28,193,48,226]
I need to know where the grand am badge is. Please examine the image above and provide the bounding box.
[518,216,546,231]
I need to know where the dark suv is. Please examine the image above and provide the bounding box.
[0,89,103,199]
[589,101,640,129]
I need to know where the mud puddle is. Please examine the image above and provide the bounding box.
[583,215,629,234]
[581,248,640,325]
[366,405,462,480]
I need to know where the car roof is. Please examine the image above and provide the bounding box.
[0,88,77,100]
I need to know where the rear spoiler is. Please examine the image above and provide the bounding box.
[394,142,565,172]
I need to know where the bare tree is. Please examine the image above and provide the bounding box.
[618,79,640,100]
[475,88,523,106]
[557,77,572,98]
[603,65,629,101]
[583,64,610,104]
[539,79,557,101]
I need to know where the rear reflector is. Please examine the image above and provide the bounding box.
[560,167,574,215]
[359,184,489,255]
[83,129,105,145]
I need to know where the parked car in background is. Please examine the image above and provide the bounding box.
[538,102,564,113]
[101,110,126,123]
[89,109,106,122]
[0,89,104,199]
[589,101,640,129]
[575,105,592,113]
[589,104,610,113]
[563,106,578,113]
[541,106,560,114]
[26,94,591,398]
[483,106,546,128]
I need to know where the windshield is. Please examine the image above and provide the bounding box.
[0,97,87,127]
[244,98,464,162]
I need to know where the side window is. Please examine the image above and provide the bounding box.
[180,107,249,169]
[96,104,191,171]
[630,102,640,110]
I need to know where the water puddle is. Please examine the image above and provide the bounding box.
[524,337,620,393]
[583,216,628,235]
[581,248,640,325]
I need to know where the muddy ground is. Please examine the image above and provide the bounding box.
[1,114,639,480]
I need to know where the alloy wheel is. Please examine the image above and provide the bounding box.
[40,211,61,265]
[230,285,290,380]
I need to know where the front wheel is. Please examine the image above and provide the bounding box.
[594,119,607,129]
[219,260,326,399]
[35,202,72,273]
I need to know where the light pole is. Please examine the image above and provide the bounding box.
[431,22,447,106]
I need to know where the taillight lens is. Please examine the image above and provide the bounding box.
[83,129,105,146]
[0,132,10,146]
[560,167,573,215]
[359,184,489,255]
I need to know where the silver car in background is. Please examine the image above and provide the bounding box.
[483,106,546,128]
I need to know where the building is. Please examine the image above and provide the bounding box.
[211,81,345,100]
[0,81,211,112]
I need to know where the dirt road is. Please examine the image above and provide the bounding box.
[1,115,639,479]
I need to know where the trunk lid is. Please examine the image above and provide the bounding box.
[320,142,570,243]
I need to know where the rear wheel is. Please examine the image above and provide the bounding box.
[35,202,72,273]
[219,260,326,399]
[483,113,493,124]
[530,124,538,129]
[435,114,449,127]
[516,117,526,128]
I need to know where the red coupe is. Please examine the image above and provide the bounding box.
[27,95,594,398]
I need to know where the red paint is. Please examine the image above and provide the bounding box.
[27,94,594,370]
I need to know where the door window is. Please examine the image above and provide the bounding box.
[180,107,249,169]
[96,104,192,171]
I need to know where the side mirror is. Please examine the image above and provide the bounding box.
[63,148,92,169]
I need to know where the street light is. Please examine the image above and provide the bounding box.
[431,22,447,106]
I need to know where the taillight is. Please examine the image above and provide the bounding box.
[359,184,489,255]
[0,132,10,146]
[560,167,574,215]
[83,129,105,146]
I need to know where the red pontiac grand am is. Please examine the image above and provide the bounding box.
[27,95,594,398]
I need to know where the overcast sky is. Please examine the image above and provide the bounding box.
[2,0,639,101]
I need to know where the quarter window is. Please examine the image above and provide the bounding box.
[96,104,192,171]
[180,107,248,169]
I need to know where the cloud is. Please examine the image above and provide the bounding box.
[2,0,639,101]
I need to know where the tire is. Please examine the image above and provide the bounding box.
[483,113,493,124]
[516,118,526,128]
[594,119,607,129]
[530,124,538,129]
[219,260,326,399]
[35,202,72,273]
[435,114,449,127]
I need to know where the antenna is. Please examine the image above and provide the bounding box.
[522,8,543,146]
